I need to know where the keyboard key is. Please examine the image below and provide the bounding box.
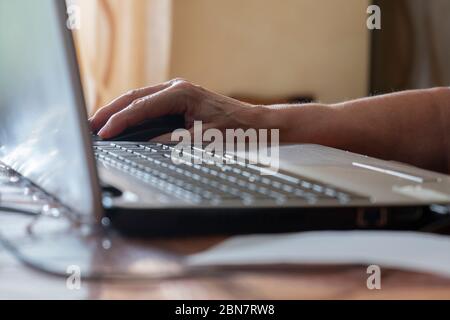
[94,143,365,205]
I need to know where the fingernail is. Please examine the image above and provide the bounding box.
[97,127,108,138]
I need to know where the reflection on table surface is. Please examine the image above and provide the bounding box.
[2,212,450,300]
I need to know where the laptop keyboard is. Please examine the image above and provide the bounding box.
[94,143,365,206]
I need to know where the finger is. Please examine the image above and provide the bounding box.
[98,85,188,139]
[89,82,172,132]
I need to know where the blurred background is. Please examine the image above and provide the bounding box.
[372,0,450,94]
[72,0,450,116]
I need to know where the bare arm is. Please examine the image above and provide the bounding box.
[267,88,450,173]
[90,80,450,173]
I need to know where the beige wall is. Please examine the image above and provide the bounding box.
[170,0,370,103]
[75,0,370,113]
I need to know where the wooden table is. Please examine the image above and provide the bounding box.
[1,212,450,300]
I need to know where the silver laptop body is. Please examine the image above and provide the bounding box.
[1,0,449,234]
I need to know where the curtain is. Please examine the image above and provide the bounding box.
[371,0,450,94]
[73,0,173,115]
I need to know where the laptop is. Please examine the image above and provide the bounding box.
[0,0,449,236]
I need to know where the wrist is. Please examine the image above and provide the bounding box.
[236,103,342,145]
[265,103,337,144]
[235,104,276,130]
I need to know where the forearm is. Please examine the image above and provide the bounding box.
[262,88,450,173]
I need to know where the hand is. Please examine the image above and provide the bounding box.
[89,79,271,142]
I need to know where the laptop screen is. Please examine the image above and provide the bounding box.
[0,0,101,220]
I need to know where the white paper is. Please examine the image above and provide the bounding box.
[187,231,450,278]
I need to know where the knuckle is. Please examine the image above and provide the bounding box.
[130,97,147,108]
[170,77,187,84]
[129,99,140,107]
[170,78,190,89]
[125,89,140,100]
[192,83,205,92]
